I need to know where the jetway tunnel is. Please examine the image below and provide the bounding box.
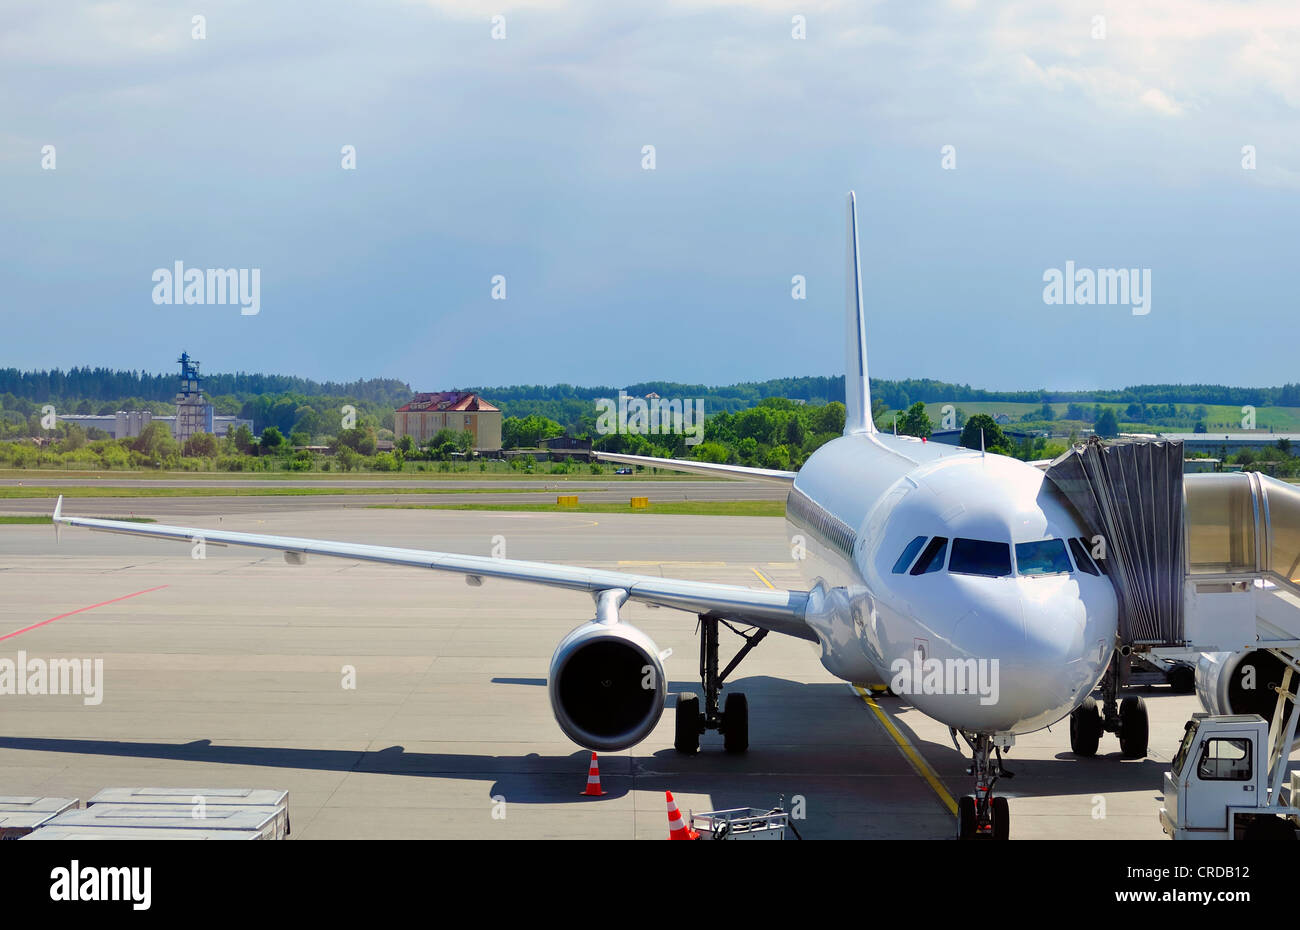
[1043,438,1300,649]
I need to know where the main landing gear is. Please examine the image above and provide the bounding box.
[953,730,1012,840]
[675,615,767,755]
[1069,655,1149,759]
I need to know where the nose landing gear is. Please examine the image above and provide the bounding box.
[953,730,1013,840]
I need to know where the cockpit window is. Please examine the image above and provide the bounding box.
[892,535,928,574]
[1068,537,1101,576]
[949,538,1013,577]
[909,536,949,575]
[1015,539,1072,576]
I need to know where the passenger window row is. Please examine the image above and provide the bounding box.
[788,487,858,561]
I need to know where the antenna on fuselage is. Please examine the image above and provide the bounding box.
[980,428,986,457]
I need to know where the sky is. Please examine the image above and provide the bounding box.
[1,0,1297,393]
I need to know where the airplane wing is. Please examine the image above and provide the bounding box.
[593,451,796,484]
[51,497,813,641]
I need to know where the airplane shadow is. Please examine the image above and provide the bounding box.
[0,677,1207,820]
[0,676,875,816]
[872,685,1205,802]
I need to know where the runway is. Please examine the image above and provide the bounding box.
[0,478,788,518]
[0,504,1191,839]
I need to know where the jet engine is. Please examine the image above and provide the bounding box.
[548,616,666,752]
[1197,650,1300,746]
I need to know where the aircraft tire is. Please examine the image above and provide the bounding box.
[992,796,1010,840]
[675,693,700,754]
[722,692,749,754]
[1167,665,1195,694]
[957,796,977,839]
[1119,696,1149,759]
[1070,697,1102,757]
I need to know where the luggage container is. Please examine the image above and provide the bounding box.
[0,798,81,839]
[22,825,262,840]
[0,796,79,816]
[1,811,66,840]
[88,786,289,833]
[45,803,288,840]
[88,786,287,808]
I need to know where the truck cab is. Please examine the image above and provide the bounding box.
[1160,713,1298,840]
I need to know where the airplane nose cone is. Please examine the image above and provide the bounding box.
[948,580,1099,732]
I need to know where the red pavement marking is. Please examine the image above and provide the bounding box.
[0,585,169,643]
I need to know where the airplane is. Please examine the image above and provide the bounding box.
[52,192,1121,840]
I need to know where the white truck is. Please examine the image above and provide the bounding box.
[1160,710,1300,840]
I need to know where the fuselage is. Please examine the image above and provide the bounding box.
[785,432,1118,737]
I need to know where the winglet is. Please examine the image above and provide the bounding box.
[844,192,875,435]
[53,494,63,522]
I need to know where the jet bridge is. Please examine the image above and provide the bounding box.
[1044,438,1186,648]
[1044,439,1300,654]
[1043,437,1300,766]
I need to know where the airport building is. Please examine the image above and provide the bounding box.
[56,411,253,441]
[56,353,252,442]
[394,391,502,451]
[1155,431,1300,456]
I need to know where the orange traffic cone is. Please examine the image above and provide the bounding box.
[581,752,604,796]
[665,791,699,840]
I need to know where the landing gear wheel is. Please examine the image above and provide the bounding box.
[1070,697,1102,757]
[1167,665,1195,694]
[1119,696,1149,759]
[722,692,749,753]
[992,796,1010,841]
[675,693,700,754]
[957,796,977,840]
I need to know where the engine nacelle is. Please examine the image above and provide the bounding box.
[1197,651,1300,748]
[548,619,666,751]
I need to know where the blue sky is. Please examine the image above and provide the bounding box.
[2,0,1297,392]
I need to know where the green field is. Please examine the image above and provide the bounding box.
[370,500,785,517]
[0,467,704,482]
[0,485,633,500]
[918,402,1300,432]
[0,515,156,525]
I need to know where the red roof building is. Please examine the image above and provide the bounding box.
[394,392,502,451]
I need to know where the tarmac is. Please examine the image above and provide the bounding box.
[0,478,787,517]
[0,492,1207,839]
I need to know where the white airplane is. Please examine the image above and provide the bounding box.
[53,193,1121,840]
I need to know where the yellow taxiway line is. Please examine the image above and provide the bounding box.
[851,685,958,816]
